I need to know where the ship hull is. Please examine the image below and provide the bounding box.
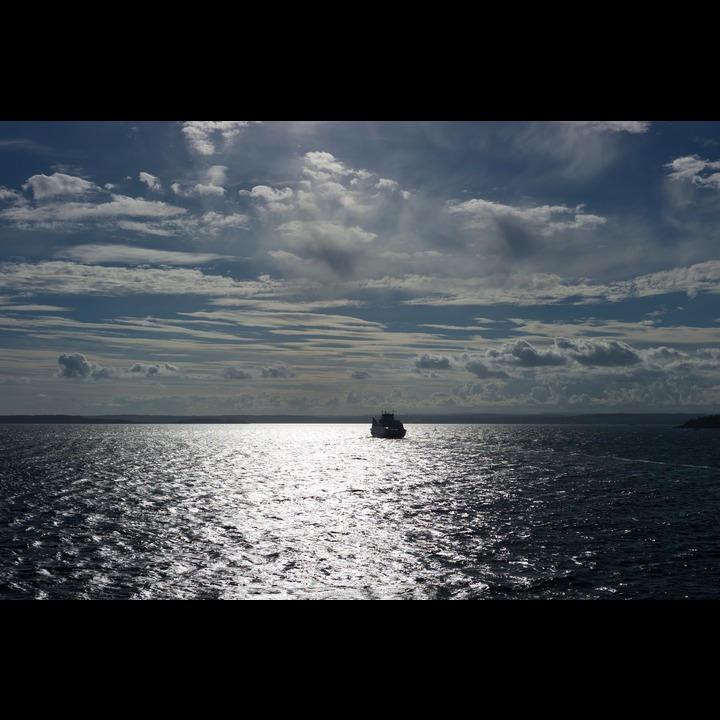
[371,425,406,438]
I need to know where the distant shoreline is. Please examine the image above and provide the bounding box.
[0,412,709,425]
[676,414,720,429]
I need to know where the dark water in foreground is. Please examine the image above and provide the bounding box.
[1,423,718,600]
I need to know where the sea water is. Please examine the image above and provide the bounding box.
[1,422,718,600]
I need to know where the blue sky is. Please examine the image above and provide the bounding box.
[1,120,720,416]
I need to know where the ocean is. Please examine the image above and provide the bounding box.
[1,421,718,600]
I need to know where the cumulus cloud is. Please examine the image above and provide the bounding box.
[0,187,22,202]
[129,362,180,376]
[271,220,377,280]
[247,185,294,202]
[181,121,252,155]
[496,339,566,367]
[139,172,161,191]
[259,364,295,378]
[223,367,253,379]
[455,337,646,383]
[351,369,371,379]
[57,353,180,381]
[463,358,510,379]
[22,173,100,200]
[206,166,229,186]
[666,155,720,188]
[57,352,95,379]
[414,354,451,370]
[303,151,350,180]
[553,337,641,366]
[243,185,295,211]
[447,198,606,236]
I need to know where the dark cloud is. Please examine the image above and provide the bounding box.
[129,362,179,376]
[464,359,509,379]
[260,365,295,378]
[505,340,566,366]
[554,337,641,366]
[56,352,122,381]
[57,352,93,379]
[57,353,180,382]
[223,367,253,379]
[351,369,371,379]
[414,354,451,370]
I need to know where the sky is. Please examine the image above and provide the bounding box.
[1,120,720,417]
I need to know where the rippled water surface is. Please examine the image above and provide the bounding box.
[1,422,719,600]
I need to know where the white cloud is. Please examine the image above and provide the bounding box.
[54,244,236,266]
[566,121,651,134]
[23,172,100,200]
[303,151,349,177]
[199,211,250,233]
[191,183,226,197]
[666,155,720,188]
[181,121,253,155]
[0,187,22,202]
[0,194,187,227]
[448,198,606,235]
[206,165,229,186]
[139,172,161,191]
[246,185,294,203]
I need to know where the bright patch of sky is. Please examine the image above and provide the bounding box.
[2,120,720,416]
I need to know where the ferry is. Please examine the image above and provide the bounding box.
[371,410,407,438]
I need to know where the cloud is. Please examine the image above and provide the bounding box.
[169,169,234,201]
[414,354,451,370]
[22,172,100,200]
[462,358,510,379]
[500,339,567,367]
[57,352,94,379]
[0,193,187,230]
[54,244,236,266]
[303,151,351,179]
[513,122,651,182]
[129,362,180,376]
[139,172,161,191]
[271,220,377,280]
[190,184,226,197]
[181,121,252,155]
[259,364,295,378]
[0,187,22,202]
[206,166,229,186]
[666,155,720,188]
[566,121,651,134]
[244,185,295,210]
[223,367,253,379]
[57,353,180,381]
[553,337,641,366]
[448,198,606,236]
[350,369,371,379]
[199,211,251,234]
[0,261,290,299]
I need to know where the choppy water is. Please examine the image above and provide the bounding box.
[1,422,719,600]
